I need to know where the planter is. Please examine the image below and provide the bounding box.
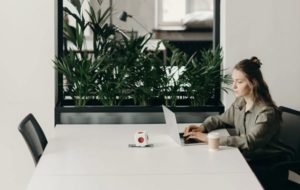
[55,101,224,125]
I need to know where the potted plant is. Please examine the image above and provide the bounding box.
[54,0,231,124]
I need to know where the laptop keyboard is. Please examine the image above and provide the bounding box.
[179,133,200,144]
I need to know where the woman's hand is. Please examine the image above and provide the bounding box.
[185,131,208,143]
[184,125,205,135]
[183,125,208,143]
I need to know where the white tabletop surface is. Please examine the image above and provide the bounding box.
[27,124,262,190]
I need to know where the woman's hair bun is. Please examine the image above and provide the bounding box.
[250,56,262,69]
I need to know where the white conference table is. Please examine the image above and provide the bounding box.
[27,124,262,190]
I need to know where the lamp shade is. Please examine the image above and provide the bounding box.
[119,11,128,22]
[118,11,149,33]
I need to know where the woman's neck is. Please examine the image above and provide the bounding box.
[244,96,254,111]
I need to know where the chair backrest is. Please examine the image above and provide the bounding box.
[278,106,300,160]
[18,113,48,165]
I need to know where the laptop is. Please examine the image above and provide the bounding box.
[162,105,203,146]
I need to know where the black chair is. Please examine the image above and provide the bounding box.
[246,106,300,189]
[18,113,48,166]
[268,106,300,189]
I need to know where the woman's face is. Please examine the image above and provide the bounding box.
[231,69,252,98]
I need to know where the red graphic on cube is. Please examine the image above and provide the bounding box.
[138,137,144,143]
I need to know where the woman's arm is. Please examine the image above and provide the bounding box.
[220,108,280,151]
[184,99,237,141]
[202,103,236,132]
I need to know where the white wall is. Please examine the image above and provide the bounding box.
[0,1,55,190]
[93,0,155,36]
[112,0,155,36]
[221,0,300,110]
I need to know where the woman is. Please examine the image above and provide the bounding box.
[184,57,287,159]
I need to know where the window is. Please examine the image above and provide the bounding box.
[157,0,186,26]
[155,0,213,29]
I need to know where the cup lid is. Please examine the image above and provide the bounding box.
[208,132,219,139]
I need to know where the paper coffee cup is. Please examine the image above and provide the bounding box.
[134,131,149,147]
[208,132,220,151]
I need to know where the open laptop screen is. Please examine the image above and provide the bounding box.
[162,105,203,146]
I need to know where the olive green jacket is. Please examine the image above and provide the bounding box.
[202,97,285,156]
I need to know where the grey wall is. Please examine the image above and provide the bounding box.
[92,0,155,36]
[112,0,155,35]
[0,1,55,190]
[221,0,300,110]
